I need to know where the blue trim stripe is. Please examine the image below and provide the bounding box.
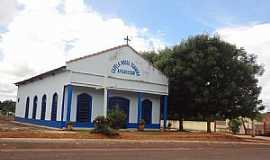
[16,117,95,129]
[137,92,142,123]
[163,95,168,128]
[127,123,160,129]
[16,117,65,128]
[16,117,160,129]
[66,85,73,122]
[73,122,94,128]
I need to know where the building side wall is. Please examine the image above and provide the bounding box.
[15,71,69,121]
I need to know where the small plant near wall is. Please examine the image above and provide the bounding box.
[107,107,127,129]
[138,119,145,131]
[228,118,241,134]
[91,116,119,137]
[66,121,74,131]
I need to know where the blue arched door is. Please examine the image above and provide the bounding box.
[108,97,129,128]
[51,93,58,121]
[32,96,38,119]
[25,97,30,119]
[40,95,47,120]
[142,99,152,125]
[77,93,92,123]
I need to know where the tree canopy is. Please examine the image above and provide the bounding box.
[143,34,264,132]
[0,100,16,114]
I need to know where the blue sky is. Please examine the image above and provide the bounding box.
[86,0,270,45]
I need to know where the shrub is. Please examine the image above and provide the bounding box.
[139,119,145,125]
[66,121,74,131]
[228,118,241,134]
[93,116,109,131]
[107,108,127,129]
[138,119,145,131]
[92,116,119,137]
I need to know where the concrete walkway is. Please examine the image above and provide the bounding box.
[235,135,270,141]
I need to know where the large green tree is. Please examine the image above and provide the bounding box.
[143,34,264,132]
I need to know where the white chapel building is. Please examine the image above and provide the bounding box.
[15,45,168,129]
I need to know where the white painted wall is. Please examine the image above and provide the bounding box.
[15,71,69,121]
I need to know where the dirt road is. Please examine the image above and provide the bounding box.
[0,138,270,160]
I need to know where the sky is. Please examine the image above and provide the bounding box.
[0,0,270,111]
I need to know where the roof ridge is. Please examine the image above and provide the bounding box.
[66,44,128,63]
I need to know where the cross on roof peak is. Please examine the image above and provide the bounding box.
[124,35,131,45]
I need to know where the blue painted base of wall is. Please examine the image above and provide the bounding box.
[127,123,160,129]
[16,117,95,129]
[16,117,160,129]
[16,117,65,128]
[73,122,94,128]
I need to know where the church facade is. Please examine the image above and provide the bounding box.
[15,45,168,129]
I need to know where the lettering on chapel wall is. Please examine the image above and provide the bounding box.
[111,59,140,76]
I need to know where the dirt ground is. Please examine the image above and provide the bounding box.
[0,119,266,142]
[1,119,270,160]
[1,138,270,160]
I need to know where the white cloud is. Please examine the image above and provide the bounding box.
[0,0,18,26]
[0,0,165,100]
[216,23,270,111]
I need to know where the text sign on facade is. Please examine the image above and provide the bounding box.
[111,59,140,76]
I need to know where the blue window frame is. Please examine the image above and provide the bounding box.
[76,93,92,122]
[40,95,47,120]
[51,93,58,121]
[32,96,38,119]
[108,96,130,128]
[142,99,152,125]
[25,97,30,119]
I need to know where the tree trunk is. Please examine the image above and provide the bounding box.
[251,119,255,137]
[207,119,211,133]
[179,118,184,132]
[240,118,247,135]
[214,121,216,132]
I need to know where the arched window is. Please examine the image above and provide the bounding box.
[32,96,38,119]
[25,97,30,119]
[77,93,92,122]
[51,93,58,121]
[142,99,152,125]
[40,94,47,120]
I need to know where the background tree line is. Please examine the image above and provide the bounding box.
[143,34,265,132]
[0,100,16,115]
